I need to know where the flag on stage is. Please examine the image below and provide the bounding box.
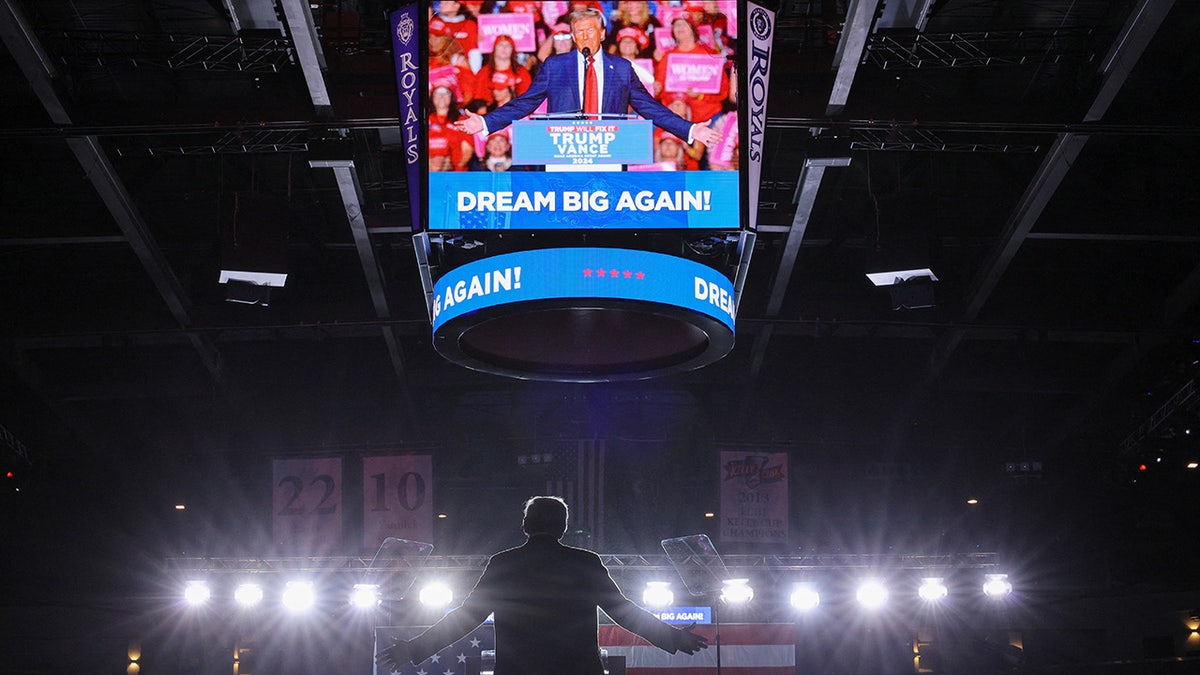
[599,623,795,675]
[374,624,495,675]
[545,438,606,550]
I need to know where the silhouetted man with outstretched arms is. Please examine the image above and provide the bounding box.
[376,496,708,674]
[453,7,722,148]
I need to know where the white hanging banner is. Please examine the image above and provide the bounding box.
[272,456,343,553]
[362,454,433,550]
[719,450,788,545]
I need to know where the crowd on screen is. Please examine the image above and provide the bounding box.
[426,1,740,172]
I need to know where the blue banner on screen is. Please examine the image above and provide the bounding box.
[431,248,736,333]
[653,606,713,625]
[512,119,653,165]
[429,171,738,230]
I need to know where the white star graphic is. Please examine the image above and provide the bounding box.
[457,653,467,663]
[429,654,440,663]
[443,669,454,675]
[469,637,481,648]
[416,670,426,675]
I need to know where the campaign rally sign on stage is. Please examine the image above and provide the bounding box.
[663,52,727,94]
[477,12,537,52]
[512,119,653,165]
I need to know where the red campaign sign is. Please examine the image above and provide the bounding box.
[663,52,725,94]
[272,457,343,553]
[477,13,537,53]
[428,64,463,100]
[362,455,433,550]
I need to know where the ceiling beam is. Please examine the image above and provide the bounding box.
[0,0,224,383]
[893,0,1176,450]
[826,0,881,116]
[278,0,332,117]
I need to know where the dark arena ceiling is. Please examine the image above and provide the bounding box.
[1,0,1200,672]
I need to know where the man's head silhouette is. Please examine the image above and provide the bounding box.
[522,496,569,538]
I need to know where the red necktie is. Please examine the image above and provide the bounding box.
[583,54,598,119]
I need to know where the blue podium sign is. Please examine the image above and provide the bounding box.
[512,119,653,165]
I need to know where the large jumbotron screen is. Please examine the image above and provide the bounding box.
[417,1,745,231]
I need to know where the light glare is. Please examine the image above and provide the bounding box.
[982,574,1012,597]
[720,578,753,604]
[350,584,380,609]
[643,581,674,608]
[281,581,316,612]
[856,579,889,609]
[790,583,820,611]
[183,580,211,606]
[918,577,948,601]
[234,583,264,607]
[419,581,454,608]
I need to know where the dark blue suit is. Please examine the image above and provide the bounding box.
[406,534,689,675]
[481,50,694,142]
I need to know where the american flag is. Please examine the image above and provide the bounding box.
[599,623,796,675]
[375,624,495,675]
[545,438,607,550]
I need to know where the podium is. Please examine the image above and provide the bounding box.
[511,117,653,167]
[465,653,626,675]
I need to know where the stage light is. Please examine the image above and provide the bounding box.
[281,581,316,612]
[790,583,820,611]
[856,579,889,609]
[720,578,753,604]
[183,580,211,606]
[234,583,264,608]
[419,581,454,608]
[982,574,1012,597]
[918,577,948,601]
[966,498,979,505]
[643,581,674,609]
[350,584,380,610]
[1187,462,1198,470]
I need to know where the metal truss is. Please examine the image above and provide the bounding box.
[166,552,997,575]
[40,29,294,73]
[115,129,310,157]
[1119,378,1199,456]
[866,28,1099,70]
[849,127,1041,153]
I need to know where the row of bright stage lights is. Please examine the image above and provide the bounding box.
[182,574,1014,613]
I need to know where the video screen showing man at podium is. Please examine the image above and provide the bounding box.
[425,2,741,231]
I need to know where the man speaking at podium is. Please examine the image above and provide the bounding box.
[453,7,722,149]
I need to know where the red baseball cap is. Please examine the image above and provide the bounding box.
[616,26,650,50]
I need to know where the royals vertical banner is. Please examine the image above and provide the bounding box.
[744,2,775,233]
[719,450,788,545]
[272,456,343,552]
[389,3,421,232]
[362,454,433,550]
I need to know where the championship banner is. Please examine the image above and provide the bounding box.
[512,119,653,165]
[663,53,727,94]
[389,4,421,233]
[477,13,537,52]
[430,248,736,334]
[719,450,788,545]
[745,2,775,233]
[600,623,795,674]
[272,456,343,552]
[428,170,739,230]
[362,455,433,550]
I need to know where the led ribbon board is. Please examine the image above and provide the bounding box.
[431,248,735,333]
